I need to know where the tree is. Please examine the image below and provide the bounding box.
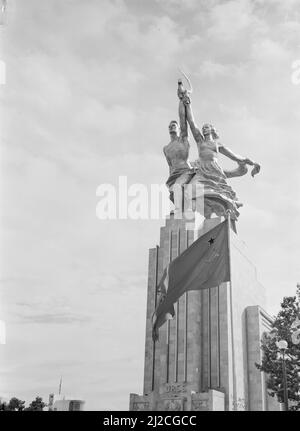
[24,396,46,411]
[0,401,8,411]
[256,284,300,410]
[7,397,25,411]
[0,397,25,411]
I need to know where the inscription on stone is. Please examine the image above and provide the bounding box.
[164,382,187,394]
[191,399,209,411]
[132,401,150,411]
[232,397,246,410]
[164,398,183,411]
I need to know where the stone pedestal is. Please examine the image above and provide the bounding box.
[129,388,225,411]
[129,213,280,411]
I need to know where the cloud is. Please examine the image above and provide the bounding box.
[251,38,290,64]
[76,100,137,135]
[197,60,245,79]
[155,0,199,10]
[3,292,90,324]
[206,0,265,41]
[18,313,91,325]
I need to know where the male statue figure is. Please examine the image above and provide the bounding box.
[163,86,194,215]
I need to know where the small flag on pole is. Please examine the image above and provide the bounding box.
[152,219,230,341]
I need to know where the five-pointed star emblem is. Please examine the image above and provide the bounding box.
[205,237,219,263]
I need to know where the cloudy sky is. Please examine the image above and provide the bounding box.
[0,0,299,410]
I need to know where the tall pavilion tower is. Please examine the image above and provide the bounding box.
[129,211,281,411]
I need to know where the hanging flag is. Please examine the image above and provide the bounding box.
[152,219,230,341]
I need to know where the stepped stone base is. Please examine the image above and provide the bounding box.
[130,213,281,411]
[129,389,225,411]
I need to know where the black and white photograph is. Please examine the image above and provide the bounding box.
[0,0,299,417]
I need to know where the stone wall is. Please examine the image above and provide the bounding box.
[131,214,281,411]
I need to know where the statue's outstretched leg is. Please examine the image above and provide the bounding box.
[170,171,194,218]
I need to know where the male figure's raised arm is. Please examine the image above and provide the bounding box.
[177,77,202,143]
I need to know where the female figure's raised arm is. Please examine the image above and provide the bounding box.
[185,102,203,143]
[177,78,203,143]
[178,99,188,139]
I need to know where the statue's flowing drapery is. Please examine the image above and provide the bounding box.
[164,75,260,222]
[190,157,241,220]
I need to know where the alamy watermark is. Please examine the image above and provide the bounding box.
[96,176,204,224]
[0,60,6,85]
[291,60,300,85]
[0,320,6,344]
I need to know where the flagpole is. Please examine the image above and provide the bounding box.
[166,229,172,383]
[151,245,159,391]
[59,376,62,395]
[174,227,180,382]
[184,228,188,382]
[226,210,237,410]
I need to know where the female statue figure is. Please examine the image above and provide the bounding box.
[177,76,260,222]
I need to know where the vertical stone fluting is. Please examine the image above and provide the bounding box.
[143,247,158,395]
[136,213,273,411]
[145,215,225,395]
